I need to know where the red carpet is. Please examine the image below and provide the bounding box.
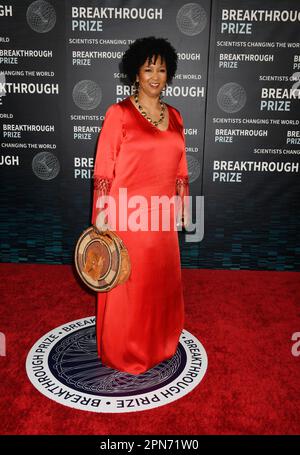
[0,262,300,434]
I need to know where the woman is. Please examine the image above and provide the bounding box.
[91,36,190,375]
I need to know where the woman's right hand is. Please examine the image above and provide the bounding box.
[95,210,110,232]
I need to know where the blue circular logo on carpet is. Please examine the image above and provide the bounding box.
[26,317,208,413]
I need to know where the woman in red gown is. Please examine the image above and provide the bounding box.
[91,37,190,375]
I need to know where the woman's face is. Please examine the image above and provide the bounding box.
[136,55,167,98]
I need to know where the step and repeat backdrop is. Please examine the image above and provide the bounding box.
[0,0,299,270]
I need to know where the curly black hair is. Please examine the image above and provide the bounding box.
[121,36,178,85]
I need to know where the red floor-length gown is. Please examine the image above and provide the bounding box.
[91,95,189,375]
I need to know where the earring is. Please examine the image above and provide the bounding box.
[160,85,166,99]
[134,80,139,96]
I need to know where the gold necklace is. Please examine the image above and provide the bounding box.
[134,91,165,127]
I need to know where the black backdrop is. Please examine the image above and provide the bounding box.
[0,0,299,270]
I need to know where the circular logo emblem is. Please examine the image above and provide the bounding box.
[72,80,102,110]
[176,3,207,36]
[26,1,56,34]
[32,152,60,180]
[217,82,247,113]
[187,155,201,183]
[26,317,208,413]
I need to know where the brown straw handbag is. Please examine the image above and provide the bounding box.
[74,224,131,292]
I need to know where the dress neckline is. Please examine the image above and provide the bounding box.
[127,96,171,133]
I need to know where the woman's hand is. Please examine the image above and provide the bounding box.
[95,210,111,232]
[183,205,191,230]
[176,204,190,231]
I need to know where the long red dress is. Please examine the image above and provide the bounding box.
[91,95,189,375]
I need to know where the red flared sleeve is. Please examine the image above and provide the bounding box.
[175,112,190,230]
[91,103,124,226]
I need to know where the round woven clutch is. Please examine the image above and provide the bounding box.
[74,225,131,292]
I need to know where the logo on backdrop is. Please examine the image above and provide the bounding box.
[217,82,247,113]
[176,3,207,35]
[32,151,60,180]
[26,0,56,33]
[187,155,201,182]
[26,316,208,413]
[72,80,102,110]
